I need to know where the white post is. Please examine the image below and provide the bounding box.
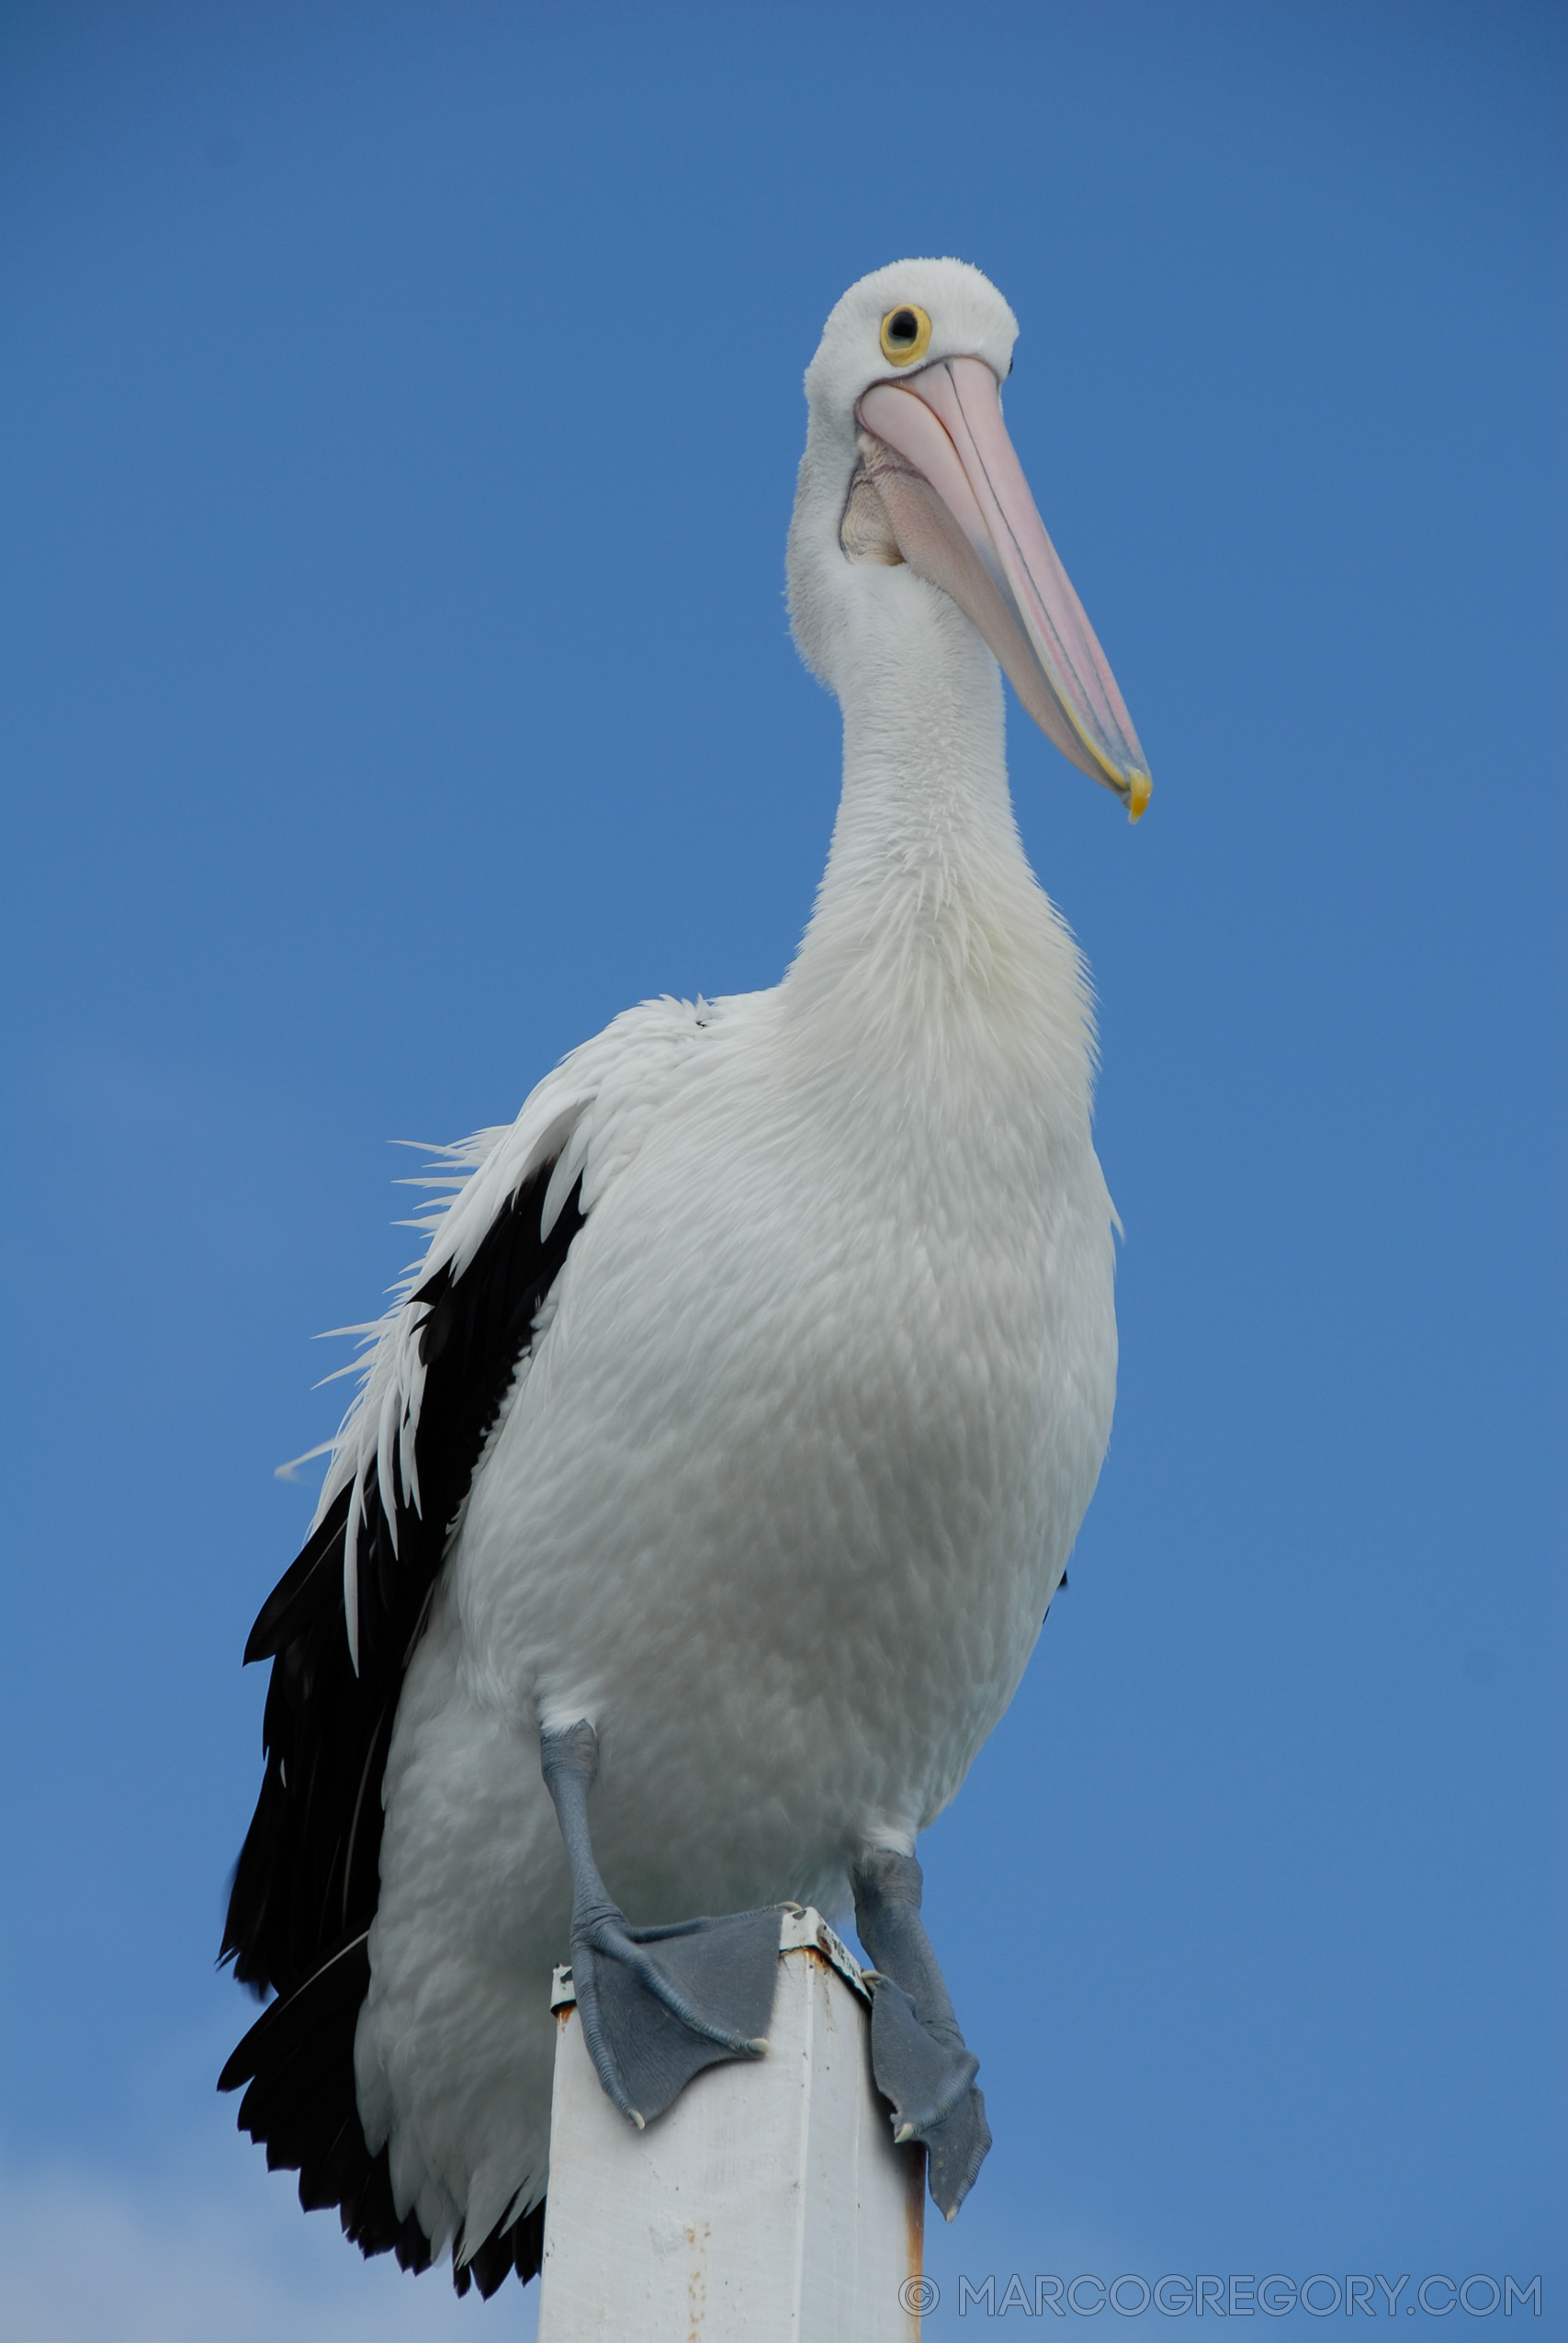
[536,1907,925,2340]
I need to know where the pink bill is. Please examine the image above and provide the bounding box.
[858,358,1150,817]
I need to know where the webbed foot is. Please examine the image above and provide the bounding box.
[569,1901,779,2126]
[542,1722,778,2127]
[852,1847,992,2219]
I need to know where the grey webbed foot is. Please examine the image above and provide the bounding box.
[541,1721,778,2127]
[570,1902,780,2128]
[852,1847,992,2220]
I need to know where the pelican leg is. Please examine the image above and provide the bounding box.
[852,1847,992,2220]
[539,1720,779,2128]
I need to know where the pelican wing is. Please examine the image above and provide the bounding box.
[219,994,716,2289]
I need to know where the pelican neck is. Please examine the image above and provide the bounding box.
[784,580,1045,1022]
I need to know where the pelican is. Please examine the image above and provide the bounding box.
[220,257,1150,2300]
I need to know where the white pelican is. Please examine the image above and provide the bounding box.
[220,257,1150,2300]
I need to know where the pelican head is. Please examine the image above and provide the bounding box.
[787,258,1151,821]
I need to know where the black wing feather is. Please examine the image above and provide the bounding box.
[220,1158,584,2292]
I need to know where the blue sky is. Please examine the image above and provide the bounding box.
[0,3,1561,2334]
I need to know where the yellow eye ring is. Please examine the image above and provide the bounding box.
[879,303,932,367]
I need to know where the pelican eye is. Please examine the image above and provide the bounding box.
[879,303,931,367]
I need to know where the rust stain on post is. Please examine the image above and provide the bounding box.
[904,2140,926,2334]
[684,2217,710,2337]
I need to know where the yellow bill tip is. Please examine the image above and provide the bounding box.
[1125,770,1152,822]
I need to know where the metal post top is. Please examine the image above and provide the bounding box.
[548,1904,869,2013]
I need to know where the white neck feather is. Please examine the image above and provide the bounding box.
[783,566,1095,1123]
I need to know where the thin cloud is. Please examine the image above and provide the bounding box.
[0,2142,533,2343]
